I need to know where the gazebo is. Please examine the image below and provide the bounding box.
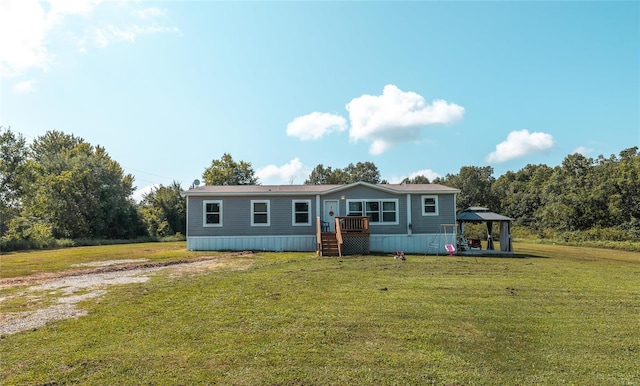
[456,207,513,253]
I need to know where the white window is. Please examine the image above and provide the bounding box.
[292,200,311,226]
[382,201,397,222]
[346,199,398,224]
[422,195,439,216]
[203,200,222,227]
[348,201,363,216]
[251,200,270,226]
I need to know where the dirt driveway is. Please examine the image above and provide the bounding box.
[0,253,252,335]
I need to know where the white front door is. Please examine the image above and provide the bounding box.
[323,200,339,231]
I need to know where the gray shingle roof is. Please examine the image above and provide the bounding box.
[457,207,513,222]
[184,181,459,196]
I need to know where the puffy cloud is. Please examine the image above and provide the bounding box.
[12,79,37,94]
[287,112,347,141]
[346,84,465,155]
[256,158,311,185]
[286,85,464,155]
[486,129,555,163]
[407,168,441,182]
[286,112,347,141]
[389,168,441,184]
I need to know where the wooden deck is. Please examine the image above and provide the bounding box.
[317,216,370,256]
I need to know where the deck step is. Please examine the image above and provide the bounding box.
[320,233,340,256]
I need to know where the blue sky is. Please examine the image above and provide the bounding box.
[1,1,638,200]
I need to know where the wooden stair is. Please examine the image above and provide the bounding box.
[320,232,340,256]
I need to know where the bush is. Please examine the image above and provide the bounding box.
[72,237,156,247]
[160,232,186,242]
[512,225,640,252]
[1,217,56,251]
[55,238,76,248]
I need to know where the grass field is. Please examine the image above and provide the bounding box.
[0,242,216,279]
[1,242,639,385]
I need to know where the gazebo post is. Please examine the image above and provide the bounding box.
[486,221,494,250]
[500,220,513,252]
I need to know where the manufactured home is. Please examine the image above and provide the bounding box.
[184,182,460,255]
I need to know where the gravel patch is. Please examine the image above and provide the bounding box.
[30,266,165,295]
[71,259,149,268]
[0,291,106,335]
[0,254,251,336]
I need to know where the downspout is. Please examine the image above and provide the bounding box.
[406,194,412,236]
[185,195,190,250]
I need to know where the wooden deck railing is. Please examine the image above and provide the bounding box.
[336,216,370,233]
[334,218,343,257]
[317,216,370,257]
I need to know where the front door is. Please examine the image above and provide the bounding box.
[323,200,339,231]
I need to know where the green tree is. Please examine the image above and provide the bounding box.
[0,127,28,236]
[202,153,258,185]
[139,181,186,238]
[434,166,498,211]
[305,162,381,184]
[538,153,598,231]
[22,131,141,239]
[590,147,640,231]
[613,147,640,231]
[400,175,430,184]
[343,162,381,184]
[492,164,553,228]
[304,164,347,184]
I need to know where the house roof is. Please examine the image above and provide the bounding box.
[183,181,460,197]
[456,207,513,222]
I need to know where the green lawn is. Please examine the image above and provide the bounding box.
[1,243,639,385]
[0,242,216,279]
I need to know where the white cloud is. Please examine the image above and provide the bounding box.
[486,129,555,163]
[286,112,347,141]
[256,158,311,185]
[0,0,52,77]
[49,0,103,18]
[91,24,179,48]
[12,79,37,94]
[0,0,178,78]
[138,7,166,19]
[346,84,465,155]
[572,146,592,156]
[389,169,441,184]
[132,184,158,202]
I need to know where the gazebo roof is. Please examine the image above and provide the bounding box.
[456,207,513,222]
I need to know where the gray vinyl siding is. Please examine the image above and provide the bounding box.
[187,195,317,237]
[187,189,457,238]
[330,185,407,234]
[409,193,456,234]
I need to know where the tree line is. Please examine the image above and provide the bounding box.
[1,127,638,251]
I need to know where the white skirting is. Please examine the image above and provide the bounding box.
[187,233,454,254]
[187,235,317,252]
[370,233,454,254]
